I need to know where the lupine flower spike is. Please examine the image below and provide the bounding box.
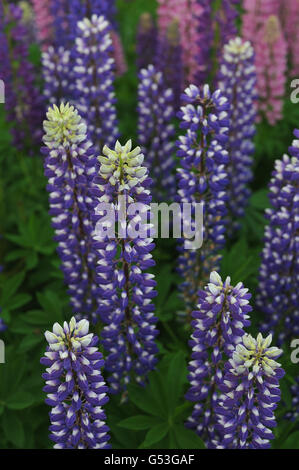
[219,38,257,231]
[186,272,251,448]
[41,317,110,448]
[176,84,230,318]
[32,0,53,50]
[136,13,158,71]
[137,65,176,201]
[42,47,72,106]
[216,333,285,448]
[257,131,299,346]
[155,20,183,111]
[41,103,100,323]
[93,140,159,395]
[74,15,119,152]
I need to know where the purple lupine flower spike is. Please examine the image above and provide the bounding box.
[93,140,159,395]
[42,46,72,106]
[176,84,230,318]
[155,20,184,111]
[137,65,176,201]
[41,103,100,323]
[0,4,44,151]
[136,13,158,71]
[219,38,257,232]
[256,131,299,346]
[74,15,119,152]
[196,0,239,83]
[216,333,285,449]
[41,317,110,449]
[186,271,251,448]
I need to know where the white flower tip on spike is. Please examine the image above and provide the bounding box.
[210,271,222,285]
[45,331,57,344]
[52,322,64,337]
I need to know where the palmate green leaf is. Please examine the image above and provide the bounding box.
[281,431,299,449]
[128,382,165,418]
[142,423,169,448]
[118,415,161,430]
[166,351,187,413]
[2,410,25,448]
[0,271,25,306]
[6,391,34,410]
[174,425,205,449]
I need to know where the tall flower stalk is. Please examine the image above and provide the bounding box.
[176,84,230,318]
[74,15,119,152]
[257,130,299,346]
[41,103,100,323]
[216,333,284,449]
[219,38,257,231]
[137,65,176,201]
[93,140,159,395]
[41,317,110,449]
[186,272,252,448]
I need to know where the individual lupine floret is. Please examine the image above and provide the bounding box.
[74,15,119,152]
[137,65,176,201]
[256,131,299,346]
[41,103,100,323]
[186,272,252,448]
[176,84,230,318]
[216,333,284,449]
[136,13,158,71]
[219,38,257,231]
[93,140,159,395]
[42,46,72,106]
[41,317,110,448]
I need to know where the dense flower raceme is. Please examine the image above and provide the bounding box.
[0,3,44,150]
[92,140,159,394]
[74,15,119,152]
[216,333,285,449]
[42,46,72,106]
[157,0,202,83]
[219,38,257,230]
[31,0,53,49]
[255,15,287,125]
[136,13,158,71]
[137,65,176,201]
[196,0,239,83]
[186,272,252,448]
[41,318,110,449]
[242,1,286,125]
[41,103,100,324]
[257,132,299,346]
[155,20,184,111]
[281,0,299,77]
[50,0,117,48]
[242,0,280,41]
[176,84,230,317]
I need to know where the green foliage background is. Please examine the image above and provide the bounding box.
[0,0,298,449]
